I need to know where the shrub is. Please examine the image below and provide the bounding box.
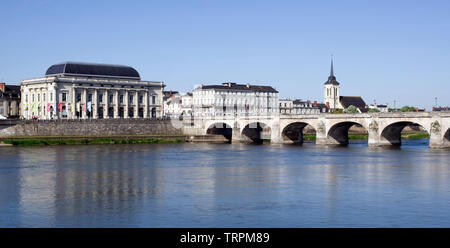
[344,105,359,114]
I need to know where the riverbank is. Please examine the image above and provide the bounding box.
[0,132,431,146]
[0,135,185,146]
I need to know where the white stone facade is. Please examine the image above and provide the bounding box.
[324,83,341,109]
[192,83,279,117]
[280,99,328,115]
[21,76,164,120]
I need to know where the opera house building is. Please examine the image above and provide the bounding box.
[20,62,165,119]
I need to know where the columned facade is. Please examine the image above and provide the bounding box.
[21,62,165,120]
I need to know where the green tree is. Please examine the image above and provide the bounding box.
[344,105,359,114]
[331,109,344,114]
[368,108,380,113]
[400,106,415,112]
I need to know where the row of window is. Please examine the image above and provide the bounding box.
[326,87,338,97]
[26,92,157,105]
[25,93,53,103]
[195,90,277,96]
[74,92,152,104]
[193,98,278,105]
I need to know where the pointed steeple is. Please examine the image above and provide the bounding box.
[330,55,334,77]
[324,55,339,85]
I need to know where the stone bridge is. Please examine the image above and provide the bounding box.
[183,112,450,148]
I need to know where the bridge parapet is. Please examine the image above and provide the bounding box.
[191,112,450,148]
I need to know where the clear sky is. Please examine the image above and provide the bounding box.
[1,0,449,110]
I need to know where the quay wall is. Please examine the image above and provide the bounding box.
[0,119,184,138]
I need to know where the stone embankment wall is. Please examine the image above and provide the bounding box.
[0,119,184,138]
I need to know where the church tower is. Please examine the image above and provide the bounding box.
[324,56,340,109]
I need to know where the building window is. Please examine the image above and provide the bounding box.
[129,95,133,103]
[32,94,34,102]
[152,96,156,104]
[50,93,53,101]
[119,95,123,103]
[77,93,81,102]
[98,94,103,103]
[62,92,67,102]
[26,95,28,103]
[109,95,113,103]
[43,93,46,101]
[88,94,92,102]
[139,95,143,104]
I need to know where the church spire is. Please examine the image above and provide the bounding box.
[324,55,339,85]
[330,54,334,77]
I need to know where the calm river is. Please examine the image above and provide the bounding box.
[1,140,450,227]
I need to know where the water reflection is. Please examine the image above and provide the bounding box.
[0,141,450,227]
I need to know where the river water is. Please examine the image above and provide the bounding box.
[1,140,450,227]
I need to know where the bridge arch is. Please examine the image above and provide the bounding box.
[445,128,450,146]
[380,121,429,146]
[241,121,271,144]
[281,122,316,144]
[327,120,368,145]
[206,122,233,142]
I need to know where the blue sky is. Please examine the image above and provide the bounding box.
[1,0,449,110]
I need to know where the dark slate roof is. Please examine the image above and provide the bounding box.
[324,58,340,85]
[0,85,20,98]
[201,83,278,93]
[163,91,179,96]
[324,75,340,85]
[292,100,306,105]
[45,62,140,80]
[339,96,367,110]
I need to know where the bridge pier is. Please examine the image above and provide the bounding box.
[231,121,243,143]
[314,119,328,146]
[270,122,283,144]
[429,120,450,148]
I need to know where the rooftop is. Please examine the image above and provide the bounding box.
[45,62,141,80]
[324,57,340,85]
[199,82,278,93]
[340,96,367,112]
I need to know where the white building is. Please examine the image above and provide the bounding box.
[181,93,193,117]
[21,62,165,119]
[162,91,195,118]
[369,104,389,113]
[279,99,294,114]
[280,99,329,115]
[192,82,279,117]
[163,91,181,117]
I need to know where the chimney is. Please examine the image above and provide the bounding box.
[0,82,5,93]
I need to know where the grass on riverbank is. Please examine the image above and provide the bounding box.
[2,137,184,146]
[302,132,430,141]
